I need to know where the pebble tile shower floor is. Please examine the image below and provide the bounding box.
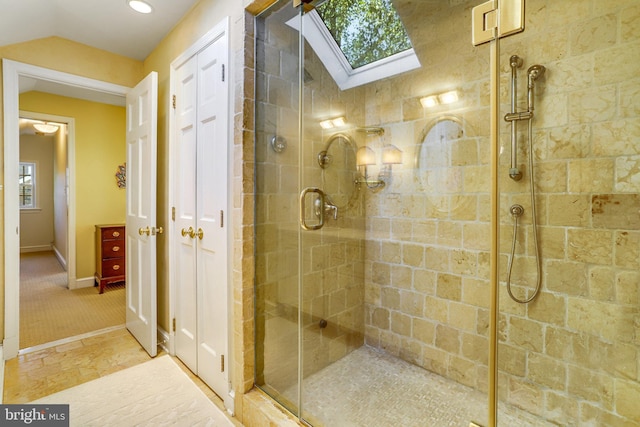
[296,346,554,427]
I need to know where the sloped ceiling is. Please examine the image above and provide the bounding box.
[0,0,199,61]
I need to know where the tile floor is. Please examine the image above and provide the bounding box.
[288,346,555,427]
[3,326,239,426]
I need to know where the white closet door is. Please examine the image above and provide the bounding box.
[196,35,229,397]
[171,25,229,400]
[174,56,199,371]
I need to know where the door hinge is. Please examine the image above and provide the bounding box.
[221,354,225,372]
[172,206,176,221]
[220,210,224,227]
[472,0,524,46]
[221,64,225,82]
[172,94,176,110]
[172,318,176,332]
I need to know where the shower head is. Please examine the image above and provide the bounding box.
[527,64,546,81]
[510,55,523,69]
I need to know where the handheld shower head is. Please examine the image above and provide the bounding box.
[526,64,546,111]
[527,64,546,81]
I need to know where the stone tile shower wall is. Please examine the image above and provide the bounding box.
[496,1,640,424]
[362,0,639,425]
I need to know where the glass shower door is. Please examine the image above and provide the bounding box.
[254,0,302,414]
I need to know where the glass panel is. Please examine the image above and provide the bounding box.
[315,0,412,69]
[497,1,640,425]
[254,0,302,415]
[299,1,491,425]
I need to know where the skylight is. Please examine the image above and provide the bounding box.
[315,0,412,69]
[287,0,420,90]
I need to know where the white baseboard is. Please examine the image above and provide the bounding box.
[20,244,52,253]
[52,245,68,271]
[73,276,96,289]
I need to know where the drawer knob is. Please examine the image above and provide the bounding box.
[112,246,120,252]
[112,265,121,271]
[112,231,120,237]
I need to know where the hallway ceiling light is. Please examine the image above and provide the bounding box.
[128,0,153,14]
[33,122,59,134]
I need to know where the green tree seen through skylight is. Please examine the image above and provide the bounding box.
[316,0,413,69]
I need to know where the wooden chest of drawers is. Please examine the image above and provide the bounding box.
[95,224,125,293]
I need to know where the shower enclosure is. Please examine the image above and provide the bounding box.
[253,0,640,425]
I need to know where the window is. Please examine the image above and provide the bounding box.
[288,0,420,90]
[19,162,36,209]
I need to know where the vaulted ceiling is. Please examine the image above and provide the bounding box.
[0,0,200,61]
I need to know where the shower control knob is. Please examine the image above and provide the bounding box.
[510,204,525,217]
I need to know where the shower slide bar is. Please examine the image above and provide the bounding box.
[503,55,545,304]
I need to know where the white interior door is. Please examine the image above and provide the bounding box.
[174,55,199,370]
[126,71,158,357]
[196,36,229,394]
[171,23,229,399]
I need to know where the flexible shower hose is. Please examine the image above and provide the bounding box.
[506,118,542,304]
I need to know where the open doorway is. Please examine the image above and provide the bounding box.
[4,59,132,359]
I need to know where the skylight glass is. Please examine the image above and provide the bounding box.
[315,0,413,69]
[285,0,420,90]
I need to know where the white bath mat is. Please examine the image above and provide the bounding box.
[32,355,234,427]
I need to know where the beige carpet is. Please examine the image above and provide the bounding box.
[32,355,235,427]
[20,251,125,349]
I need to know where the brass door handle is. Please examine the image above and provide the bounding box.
[154,226,164,235]
[196,228,204,240]
[181,227,195,238]
[138,226,150,236]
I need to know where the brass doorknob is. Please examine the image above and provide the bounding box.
[196,228,204,240]
[138,226,150,236]
[155,226,164,235]
[181,227,195,238]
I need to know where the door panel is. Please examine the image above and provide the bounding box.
[196,35,229,396]
[126,71,158,357]
[174,55,199,371]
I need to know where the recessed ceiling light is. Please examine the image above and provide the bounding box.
[128,0,153,14]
